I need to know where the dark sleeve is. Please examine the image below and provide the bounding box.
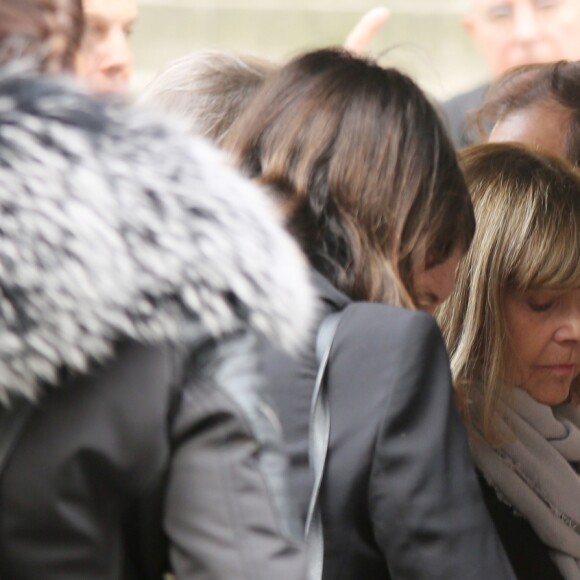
[164,331,306,580]
[478,474,564,580]
[440,95,467,148]
[368,312,516,580]
[441,84,490,148]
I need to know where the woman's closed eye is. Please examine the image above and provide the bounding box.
[528,300,555,313]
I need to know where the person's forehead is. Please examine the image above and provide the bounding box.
[469,0,522,12]
[469,0,578,12]
[83,0,138,24]
[489,103,571,158]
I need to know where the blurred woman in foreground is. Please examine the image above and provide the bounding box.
[0,1,314,577]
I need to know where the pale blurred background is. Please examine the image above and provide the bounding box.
[132,0,488,100]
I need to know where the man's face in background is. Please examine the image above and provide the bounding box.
[464,0,580,78]
[76,0,138,94]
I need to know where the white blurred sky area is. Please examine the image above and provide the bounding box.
[132,0,487,100]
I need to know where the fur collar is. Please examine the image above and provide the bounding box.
[0,73,314,401]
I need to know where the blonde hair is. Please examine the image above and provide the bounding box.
[438,142,580,442]
[140,50,276,145]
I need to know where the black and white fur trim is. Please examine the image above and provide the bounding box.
[0,73,314,401]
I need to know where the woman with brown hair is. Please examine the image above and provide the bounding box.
[438,142,580,579]
[225,48,515,580]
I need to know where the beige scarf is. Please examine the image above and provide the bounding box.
[470,387,580,579]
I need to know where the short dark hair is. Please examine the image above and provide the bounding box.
[0,0,84,73]
[225,49,474,309]
[477,61,580,165]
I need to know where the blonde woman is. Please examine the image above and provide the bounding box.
[439,142,580,580]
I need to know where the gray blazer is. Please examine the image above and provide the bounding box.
[264,271,516,580]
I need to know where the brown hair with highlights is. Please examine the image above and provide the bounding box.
[226,49,474,308]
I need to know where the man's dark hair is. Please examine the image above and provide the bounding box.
[477,61,580,165]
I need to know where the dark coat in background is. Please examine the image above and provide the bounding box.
[0,72,315,580]
[442,83,489,148]
[264,272,516,580]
